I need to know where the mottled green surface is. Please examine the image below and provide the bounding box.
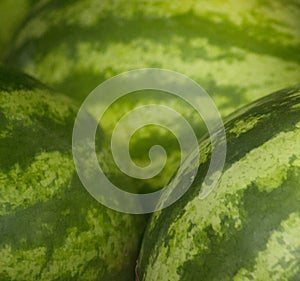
[6,0,300,107]
[0,66,146,281]
[5,0,300,192]
[138,85,300,281]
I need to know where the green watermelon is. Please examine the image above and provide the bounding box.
[5,0,300,108]
[137,84,300,281]
[5,0,300,192]
[0,66,146,281]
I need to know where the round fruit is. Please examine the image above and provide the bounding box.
[137,85,300,281]
[5,0,300,192]
[5,0,300,109]
[0,66,146,281]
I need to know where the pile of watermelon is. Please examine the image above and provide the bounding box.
[0,1,299,280]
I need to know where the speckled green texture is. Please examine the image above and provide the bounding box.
[0,66,146,281]
[138,85,300,281]
[5,0,300,192]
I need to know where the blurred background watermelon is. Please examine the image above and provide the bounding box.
[3,0,299,193]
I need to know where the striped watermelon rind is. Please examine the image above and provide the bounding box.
[0,66,146,281]
[5,0,300,193]
[6,0,300,109]
[137,84,300,281]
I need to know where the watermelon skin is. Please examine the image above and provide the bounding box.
[0,66,146,281]
[4,0,300,192]
[5,0,300,111]
[137,85,300,281]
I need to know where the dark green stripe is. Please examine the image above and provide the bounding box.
[7,8,300,64]
[178,165,300,281]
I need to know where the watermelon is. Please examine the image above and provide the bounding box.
[137,84,300,281]
[0,66,146,281]
[4,0,300,193]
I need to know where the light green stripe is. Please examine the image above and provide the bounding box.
[0,151,74,215]
[233,212,300,281]
[228,114,270,137]
[143,125,300,281]
[0,89,75,127]
[0,245,47,280]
